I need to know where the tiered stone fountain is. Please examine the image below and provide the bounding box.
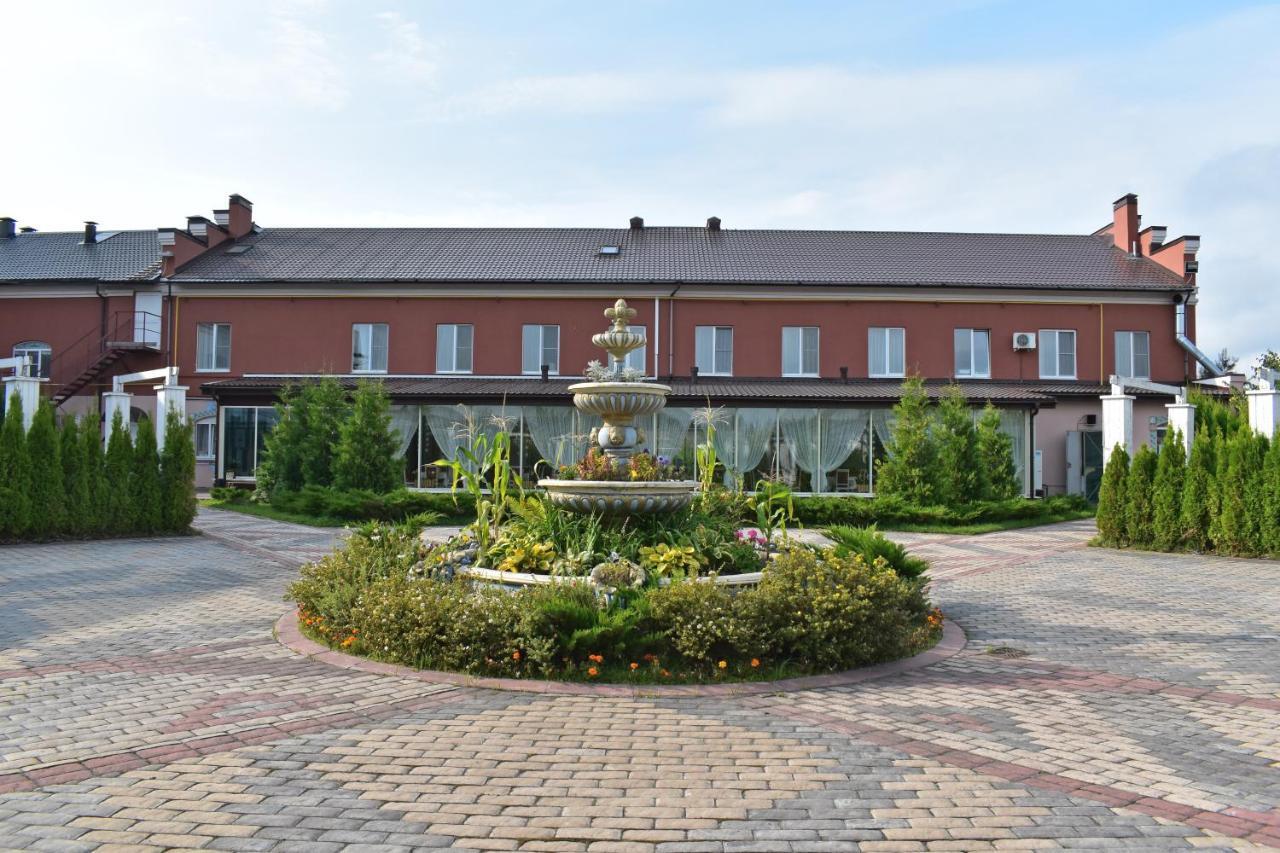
[539,299,698,515]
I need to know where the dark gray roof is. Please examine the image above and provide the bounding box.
[0,231,161,282]
[171,226,1189,291]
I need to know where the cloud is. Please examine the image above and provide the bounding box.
[372,11,437,82]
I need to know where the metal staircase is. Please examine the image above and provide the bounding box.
[50,311,163,407]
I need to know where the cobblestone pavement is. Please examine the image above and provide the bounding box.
[1,510,1277,850]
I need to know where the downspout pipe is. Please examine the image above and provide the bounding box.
[1174,295,1221,377]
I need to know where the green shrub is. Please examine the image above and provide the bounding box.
[876,375,937,504]
[826,524,930,580]
[1263,436,1280,555]
[160,409,197,532]
[270,485,461,522]
[1242,431,1270,554]
[130,417,163,535]
[102,411,134,534]
[934,384,980,505]
[1180,428,1216,552]
[80,413,105,536]
[1096,444,1129,546]
[210,485,250,504]
[333,380,402,494]
[1151,431,1186,551]
[976,402,1020,500]
[0,392,32,540]
[24,402,66,539]
[60,415,90,538]
[1210,429,1252,555]
[1124,444,1157,549]
[647,579,735,662]
[790,494,1087,529]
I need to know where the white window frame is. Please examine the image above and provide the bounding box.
[695,326,733,376]
[352,322,389,374]
[954,328,991,378]
[522,324,560,375]
[195,420,216,460]
[195,323,231,373]
[781,326,820,377]
[12,341,52,379]
[436,323,474,374]
[868,327,906,378]
[1115,330,1150,379]
[1038,329,1077,379]
[611,325,646,373]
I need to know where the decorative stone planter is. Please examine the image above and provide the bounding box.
[538,478,699,515]
[568,381,671,420]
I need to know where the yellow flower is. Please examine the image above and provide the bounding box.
[717,660,727,669]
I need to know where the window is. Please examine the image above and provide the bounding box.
[436,324,474,374]
[695,326,733,375]
[12,341,51,379]
[195,420,216,460]
[1115,331,1150,378]
[1039,329,1077,379]
[782,326,819,377]
[868,327,905,378]
[220,406,278,479]
[352,323,389,373]
[954,329,991,378]
[611,325,646,373]
[522,324,560,374]
[195,323,231,372]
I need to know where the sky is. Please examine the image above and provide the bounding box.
[3,0,1278,366]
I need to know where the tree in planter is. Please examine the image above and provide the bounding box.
[1179,427,1216,552]
[131,417,163,535]
[102,411,134,534]
[301,377,346,488]
[1124,444,1158,549]
[160,409,197,532]
[25,402,67,539]
[876,375,937,505]
[1096,444,1129,546]
[80,413,106,537]
[60,416,91,538]
[258,383,309,494]
[333,380,401,494]
[0,393,32,540]
[1210,428,1252,555]
[975,402,1020,500]
[934,385,980,506]
[1151,430,1186,551]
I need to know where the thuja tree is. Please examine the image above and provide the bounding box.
[80,413,106,537]
[0,394,32,540]
[333,380,401,493]
[1151,430,1186,551]
[1179,428,1217,552]
[877,375,937,504]
[300,377,346,488]
[259,383,309,494]
[102,411,134,533]
[1096,444,1129,546]
[60,415,91,538]
[1124,444,1158,549]
[131,417,163,535]
[1262,435,1280,554]
[1242,431,1270,553]
[975,402,1020,500]
[25,402,67,539]
[159,409,197,532]
[1209,428,1254,555]
[934,385,980,505]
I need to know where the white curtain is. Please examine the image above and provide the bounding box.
[998,409,1028,495]
[425,404,507,463]
[525,406,585,469]
[871,409,896,455]
[711,408,777,487]
[779,409,820,491]
[818,409,869,493]
[655,407,694,460]
[388,405,420,458]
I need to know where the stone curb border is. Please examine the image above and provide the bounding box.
[275,609,965,697]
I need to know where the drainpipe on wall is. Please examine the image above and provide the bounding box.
[1174,296,1221,378]
[667,284,681,378]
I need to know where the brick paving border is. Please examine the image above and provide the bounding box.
[275,607,967,697]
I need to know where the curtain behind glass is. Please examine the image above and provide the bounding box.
[525,406,585,469]
[998,409,1028,495]
[871,410,896,454]
[656,407,694,460]
[711,408,776,487]
[425,404,507,464]
[818,410,869,492]
[388,405,419,457]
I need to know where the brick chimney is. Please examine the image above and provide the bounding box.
[158,227,208,277]
[1149,235,1200,283]
[227,194,253,238]
[187,215,230,250]
[1111,193,1139,255]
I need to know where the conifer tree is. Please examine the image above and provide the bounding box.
[0,393,32,540]
[60,415,90,537]
[1262,434,1280,556]
[159,409,197,532]
[1210,428,1251,555]
[1096,444,1129,546]
[130,416,163,534]
[1124,443,1158,549]
[102,411,134,534]
[1151,430,1186,551]
[80,412,106,536]
[259,383,308,494]
[333,380,401,493]
[301,377,346,487]
[1242,431,1270,554]
[934,385,980,506]
[975,402,1020,500]
[1180,427,1216,552]
[26,401,67,539]
[876,375,938,505]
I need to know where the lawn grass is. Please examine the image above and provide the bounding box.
[199,498,353,529]
[871,508,1096,536]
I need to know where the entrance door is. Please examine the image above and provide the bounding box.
[1081,430,1104,503]
[134,291,162,346]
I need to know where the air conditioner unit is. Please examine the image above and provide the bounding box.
[1012,332,1037,351]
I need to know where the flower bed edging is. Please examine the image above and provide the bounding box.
[274,608,965,698]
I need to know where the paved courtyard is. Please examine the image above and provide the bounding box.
[0,509,1277,851]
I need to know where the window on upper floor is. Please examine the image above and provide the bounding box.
[436,324,474,374]
[611,325,646,373]
[522,324,560,374]
[868,327,905,378]
[695,326,733,376]
[954,328,991,378]
[782,326,819,377]
[1039,329,1077,379]
[352,323,389,373]
[1115,330,1150,379]
[195,420,216,460]
[12,341,51,379]
[195,323,231,372]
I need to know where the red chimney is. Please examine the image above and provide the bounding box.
[227,194,253,239]
[1111,193,1139,255]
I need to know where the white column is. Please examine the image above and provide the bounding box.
[1165,401,1195,459]
[153,383,188,450]
[1247,389,1280,438]
[1100,391,1135,457]
[1,375,43,431]
[102,391,132,447]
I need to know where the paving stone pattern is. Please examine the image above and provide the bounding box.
[0,508,1277,850]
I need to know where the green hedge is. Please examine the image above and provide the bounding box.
[267,485,473,523]
[791,494,1090,528]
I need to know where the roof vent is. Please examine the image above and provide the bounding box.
[83,221,98,244]
[598,245,620,255]
[19,226,37,234]
[1,217,15,239]
[629,216,644,230]
[706,216,721,231]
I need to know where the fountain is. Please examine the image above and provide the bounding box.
[538,298,699,514]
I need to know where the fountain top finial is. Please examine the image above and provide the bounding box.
[605,298,637,331]
[592,298,646,367]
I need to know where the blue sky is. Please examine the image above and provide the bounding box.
[4,1,1278,364]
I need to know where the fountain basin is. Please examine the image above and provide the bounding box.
[540,479,698,515]
[568,381,671,420]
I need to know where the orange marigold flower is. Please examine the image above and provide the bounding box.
[587,667,599,677]
[660,669,670,677]
[341,636,355,648]
[750,658,760,668]
[630,662,639,670]
[512,650,521,661]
